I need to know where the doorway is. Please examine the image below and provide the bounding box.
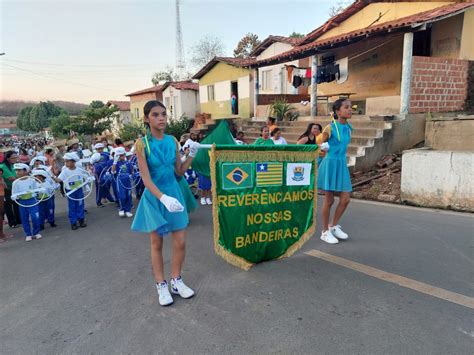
[231,81,238,115]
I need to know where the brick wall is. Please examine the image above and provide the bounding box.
[466,61,474,112]
[409,56,469,113]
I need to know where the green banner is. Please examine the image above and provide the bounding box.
[210,144,319,270]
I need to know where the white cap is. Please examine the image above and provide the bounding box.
[63,152,80,162]
[90,152,101,164]
[31,169,48,178]
[125,151,133,157]
[114,147,126,156]
[13,163,30,171]
[30,156,47,166]
[94,143,104,149]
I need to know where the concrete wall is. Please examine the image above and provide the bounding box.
[425,117,474,151]
[366,96,401,116]
[409,56,469,113]
[316,35,403,101]
[401,149,474,211]
[460,9,474,60]
[198,62,252,119]
[431,13,464,59]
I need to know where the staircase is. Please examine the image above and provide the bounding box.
[237,115,393,171]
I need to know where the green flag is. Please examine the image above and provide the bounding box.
[210,144,319,270]
[192,120,236,177]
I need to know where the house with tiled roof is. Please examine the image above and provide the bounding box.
[253,0,474,116]
[250,35,311,117]
[106,100,132,135]
[193,57,256,119]
[161,81,200,120]
[126,85,164,123]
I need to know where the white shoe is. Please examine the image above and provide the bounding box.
[206,197,212,205]
[125,212,133,218]
[200,197,206,206]
[170,276,195,299]
[331,225,348,240]
[118,210,125,217]
[25,236,32,242]
[34,234,42,240]
[156,281,173,306]
[321,230,339,244]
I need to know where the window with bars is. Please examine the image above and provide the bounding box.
[207,85,215,101]
[262,70,272,91]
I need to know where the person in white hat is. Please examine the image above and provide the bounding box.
[93,143,105,154]
[11,163,42,242]
[111,147,133,217]
[30,156,47,169]
[52,153,87,230]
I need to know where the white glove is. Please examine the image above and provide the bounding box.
[159,194,184,213]
[320,142,330,152]
[188,142,200,158]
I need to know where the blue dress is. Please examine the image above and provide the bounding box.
[317,121,352,192]
[131,135,189,236]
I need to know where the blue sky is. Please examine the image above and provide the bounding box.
[1,0,334,103]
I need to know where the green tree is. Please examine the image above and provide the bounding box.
[50,113,73,138]
[233,33,261,58]
[69,102,118,136]
[16,106,33,131]
[288,32,305,39]
[151,67,176,85]
[119,122,143,142]
[166,115,190,140]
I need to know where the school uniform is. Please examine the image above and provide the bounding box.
[114,160,133,213]
[11,177,41,238]
[58,167,85,225]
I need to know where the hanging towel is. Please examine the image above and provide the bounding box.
[305,68,312,78]
[292,75,302,88]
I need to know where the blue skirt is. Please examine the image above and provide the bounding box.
[131,182,189,236]
[317,157,352,192]
[198,174,212,190]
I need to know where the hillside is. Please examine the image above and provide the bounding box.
[0,100,88,116]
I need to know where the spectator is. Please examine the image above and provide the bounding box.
[0,151,21,228]
[267,117,278,134]
[254,126,275,146]
[271,128,287,145]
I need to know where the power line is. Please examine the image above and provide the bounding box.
[2,62,127,94]
[2,58,160,68]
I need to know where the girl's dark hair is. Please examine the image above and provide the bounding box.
[315,123,322,133]
[115,138,123,145]
[143,100,167,129]
[332,98,350,119]
[260,126,269,133]
[3,150,16,167]
[299,123,317,140]
[271,127,280,137]
[267,117,276,124]
[45,148,54,155]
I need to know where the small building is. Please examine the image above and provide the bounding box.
[126,85,164,123]
[253,0,474,116]
[106,100,131,136]
[161,81,200,120]
[193,57,255,119]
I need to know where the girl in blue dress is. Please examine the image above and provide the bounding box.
[317,98,353,245]
[131,100,199,306]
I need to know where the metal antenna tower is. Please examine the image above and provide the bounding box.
[175,0,186,80]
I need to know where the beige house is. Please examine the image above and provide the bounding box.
[161,81,200,120]
[126,85,164,123]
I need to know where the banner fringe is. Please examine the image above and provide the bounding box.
[214,150,318,164]
[210,145,254,271]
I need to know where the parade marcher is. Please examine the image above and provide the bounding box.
[111,147,134,218]
[32,169,57,230]
[1,151,22,228]
[254,126,275,146]
[131,100,198,306]
[53,153,87,230]
[11,163,42,242]
[318,99,353,244]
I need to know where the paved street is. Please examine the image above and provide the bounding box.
[1,195,473,354]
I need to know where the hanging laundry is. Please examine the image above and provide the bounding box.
[292,75,303,88]
[286,65,296,83]
[305,68,312,78]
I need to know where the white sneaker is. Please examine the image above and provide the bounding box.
[206,197,212,205]
[125,212,133,218]
[34,234,42,240]
[118,210,125,217]
[331,225,348,240]
[321,230,339,244]
[200,197,206,206]
[170,276,195,299]
[25,236,32,242]
[156,281,173,306]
